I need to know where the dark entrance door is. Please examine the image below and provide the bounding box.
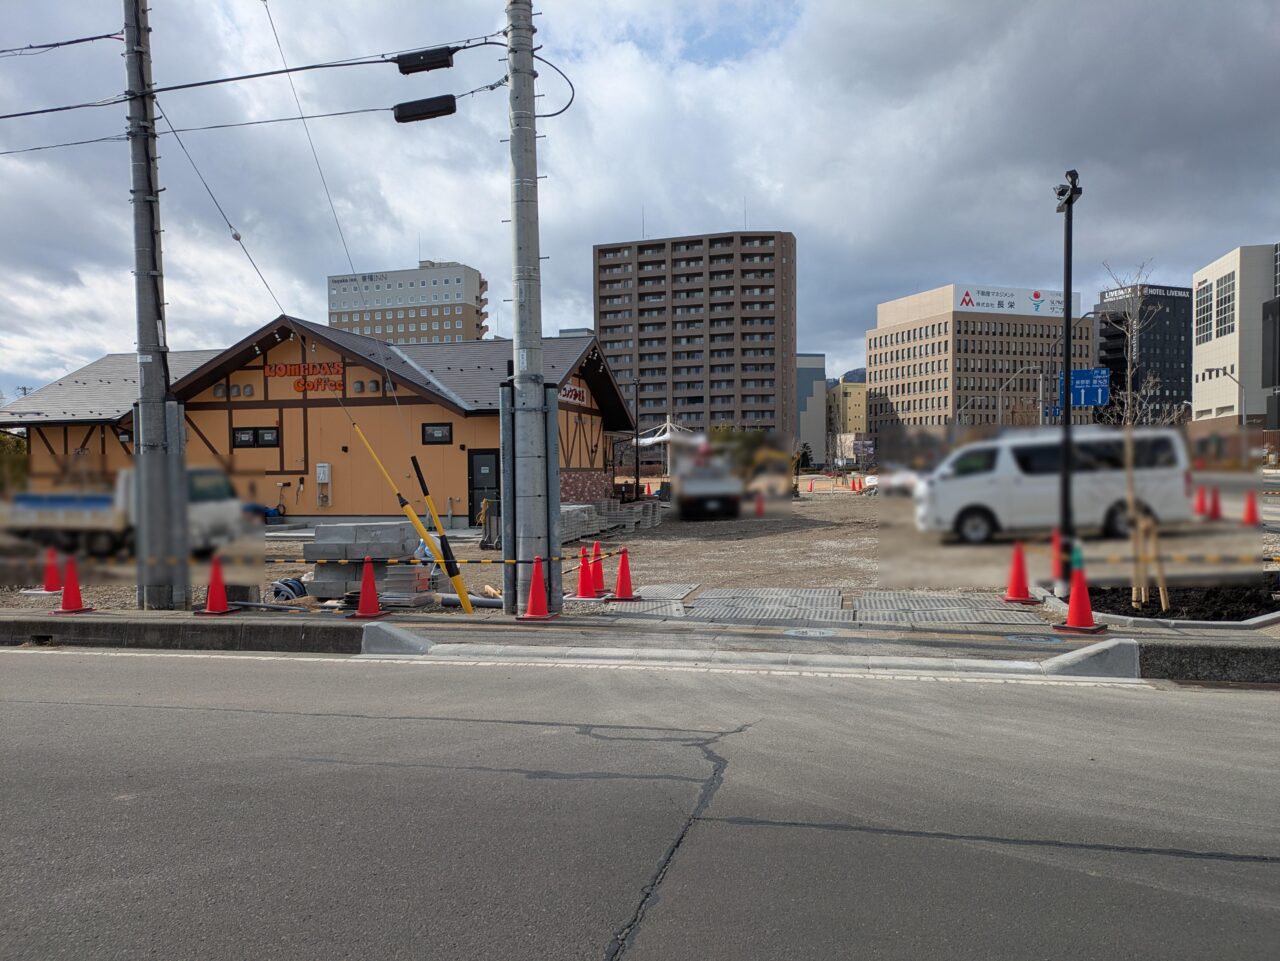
[468,448,500,525]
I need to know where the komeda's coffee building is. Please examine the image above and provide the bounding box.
[0,316,634,523]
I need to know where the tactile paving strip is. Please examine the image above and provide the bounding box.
[698,587,842,599]
[684,604,858,621]
[857,591,1010,611]
[686,596,844,610]
[857,608,1047,625]
[603,599,687,618]
[634,584,699,600]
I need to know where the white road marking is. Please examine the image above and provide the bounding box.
[0,647,1153,688]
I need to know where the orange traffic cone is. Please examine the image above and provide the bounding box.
[591,541,607,596]
[807,477,814,493]
[1053,546,1105,635]
[573,545,595,599]
[1002,542,1037,604]
[754,491,765,518]
[518,555,556,620]
[195,555,237,616]
[1050,528,1063,583]
[41,547,61,593]
[1242,490,1260,527]
[51,555,93,615]
[610,547,641,601]
[346,555,388,619]
[1208,487,1222,521]
[645,482,652,497]
[1193,486,1206,516]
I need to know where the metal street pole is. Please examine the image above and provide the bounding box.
[125,0,184,609]
[1055,170,1082,596]
[505,0,555,614]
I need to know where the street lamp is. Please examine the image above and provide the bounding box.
[1209,366,1247,466]
[997,365,1044,426]
[1054,169,1082,596]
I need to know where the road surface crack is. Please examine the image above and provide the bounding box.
[603,721,754,960]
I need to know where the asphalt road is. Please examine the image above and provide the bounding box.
[2,649,1277,960]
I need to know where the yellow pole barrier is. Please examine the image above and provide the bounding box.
[351,423,474,614]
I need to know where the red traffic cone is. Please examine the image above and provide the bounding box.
[574,545,595,599]
[1053,548,1105,635]
[195,555,237,616]
[51,556,93,615]
[591,541,607,596]
[645,482,652,497]
[1242,490,1260,527]
[518,555,556,620]
[1208,487,1222,521]
[1193,486,1206,516]
[42,548,62,592]
[1050,528,1063,583]
[857,476,865,493]
[346,555,388,619]
[754,491,765,518]
[807,477,814,493]
[610,547,641,601]
[1002,542,1037,604]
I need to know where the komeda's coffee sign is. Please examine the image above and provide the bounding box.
[264,361,344,393]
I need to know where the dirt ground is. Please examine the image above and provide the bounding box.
[0,493,879,611]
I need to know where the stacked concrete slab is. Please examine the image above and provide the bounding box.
[304,521,427,600]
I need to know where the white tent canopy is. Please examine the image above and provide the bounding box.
[635,419,702,448]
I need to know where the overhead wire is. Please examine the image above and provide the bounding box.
[532,53,574,118]
[0,31,123,58]
[154,99,284,313]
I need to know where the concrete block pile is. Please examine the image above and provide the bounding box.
[304,521,429,600]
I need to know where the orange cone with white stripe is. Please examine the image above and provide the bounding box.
[1053,545,1105,635]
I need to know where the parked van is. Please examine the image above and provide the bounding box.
[914,426,1192,544]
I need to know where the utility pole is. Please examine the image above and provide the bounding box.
[125,0,185,608]
[1054,170,1082,596]
[505,0,557,613]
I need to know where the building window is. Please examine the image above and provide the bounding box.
[243,384,254,398]
[232,427,278,448]
[213,383,227,398]
[353,380,364,393]
[1194,282,1213,344]
[422,423,452,445]
[1215,271,1236,337]
[368,379,380,393]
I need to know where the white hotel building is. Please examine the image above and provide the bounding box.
[326,260,489,345]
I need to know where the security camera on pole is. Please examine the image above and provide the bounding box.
[1053,169,1082,597]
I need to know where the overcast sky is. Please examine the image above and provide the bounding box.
[1,0,1277,400]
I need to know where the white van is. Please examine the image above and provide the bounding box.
[914,426,1192,544]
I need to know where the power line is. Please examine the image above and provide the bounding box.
[533,54,575,118]
[0,31,123,58]
[0,108,390,158]
[154,100,283,313]
[259,0,358,297]
[0,31,510,123]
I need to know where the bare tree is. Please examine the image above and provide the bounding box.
[1097,261,1182,426]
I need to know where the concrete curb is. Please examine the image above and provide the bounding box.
[1035,585,1280,630]
[415,638,1142,679]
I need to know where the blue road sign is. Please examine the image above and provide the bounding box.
[1058,368,1111,408]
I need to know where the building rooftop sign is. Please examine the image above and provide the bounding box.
[954,285,1080,317]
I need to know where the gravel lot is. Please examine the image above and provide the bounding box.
[1,493,879,611]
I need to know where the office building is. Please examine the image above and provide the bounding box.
[867,284,1092,436]
[1189,244,1278,452]
[593,230,798,439]
[826,377,868,435]
[1094,283,1192,420]
[796,353,827,464]
[327,260,489,345]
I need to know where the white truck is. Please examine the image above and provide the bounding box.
[2,467,243,557]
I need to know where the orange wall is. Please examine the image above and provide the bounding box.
[25,337,618,514]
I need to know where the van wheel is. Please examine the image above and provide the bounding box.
[955,508,996,545]
[1104,502,1147,539]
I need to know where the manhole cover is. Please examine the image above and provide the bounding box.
[784,628,834,638]
[1005,634,1061,644]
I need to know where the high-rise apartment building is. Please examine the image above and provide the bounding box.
[1095,283,1192,419]
[867,284,1092,436]
[592,231,797,438]
[327,260,489,345]
[1189,244,1278,451]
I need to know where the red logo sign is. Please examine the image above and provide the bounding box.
[960,291,975,307]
